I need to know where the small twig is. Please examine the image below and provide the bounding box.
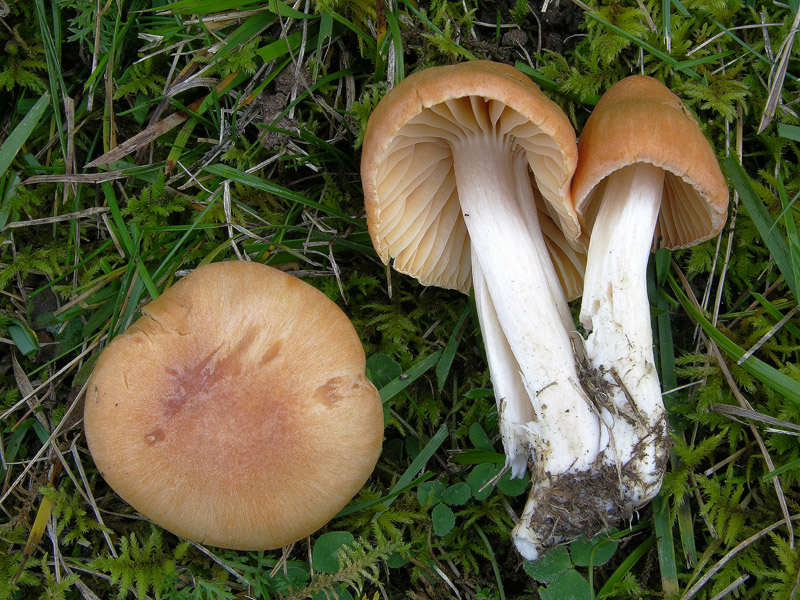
[702,441,754,476]
[187,540,250,585]
[708,574,750,600]
[757,6,800,133]
[737,305,800,364]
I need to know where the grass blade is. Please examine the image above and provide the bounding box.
[385,1,405,86]
[721,156,798,300]
[335,472,435,518]
[474,525,506,600]
[0,93,50,177]
[597,537,654,597]
[584,11,701,81]
[33,0,66,154]
[668,274,800,406]
[380,350,442,404]
[203,164,363,225]
[652,494,679,595]
[778,124,800,142]
[374,424,449,514]
[514,62,600,105]
[436,302,470,391]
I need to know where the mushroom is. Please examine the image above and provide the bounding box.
[84,261,384,550]
[552,75,729,548]
[361,61,604,558]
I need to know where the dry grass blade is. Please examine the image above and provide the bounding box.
[712,106,743,328]
[187,540,250,585]
[568,0,592,12]
[70,443,118,557]
[87,70,240,168]
[23,172,131,184]
[708,574,749,600]
[0,338,100,422]
[757,7,800,134]
[675,265,795,548]
[3,207,109,229]
[682,515,800,599]
[11,353,50,433]
[709,343,794,547]
[9,460,62,584]
[63,96,76,205]
[686,22,783,57]
[712,403,800,435]
[0,379,87,508]
[85,107,195,168]
[222,180,244,260]
[87,0,114,111]
[703,442,755,477]
[737,305,799,365]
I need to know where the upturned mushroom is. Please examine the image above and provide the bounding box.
[521,74,726,554]
[361,61,608,558]
[84,261,384,550]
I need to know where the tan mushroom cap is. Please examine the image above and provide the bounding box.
[84,261,383,550]
[572,75,729,248]
[361,60,585,300]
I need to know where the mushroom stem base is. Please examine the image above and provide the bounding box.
[512,163,672,560]
[580,162,669,492]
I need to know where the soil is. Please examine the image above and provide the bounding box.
[539,0,586,54]
[475,0,586,55]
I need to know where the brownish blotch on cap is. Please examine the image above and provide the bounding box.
[314,373,373,406]
[144,429,166,445]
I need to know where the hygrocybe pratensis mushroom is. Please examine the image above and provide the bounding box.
[566,74,728,549]
[85,261,384,550]
[361,63,727,560]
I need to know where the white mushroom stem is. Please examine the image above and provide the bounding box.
[471,250,533,479]
[451,135,602,487]
[580,162,669,497]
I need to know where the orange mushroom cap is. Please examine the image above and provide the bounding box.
[84,261,383,550]
[572,75,728,248]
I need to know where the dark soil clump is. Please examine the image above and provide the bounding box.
[540,0,585,53]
